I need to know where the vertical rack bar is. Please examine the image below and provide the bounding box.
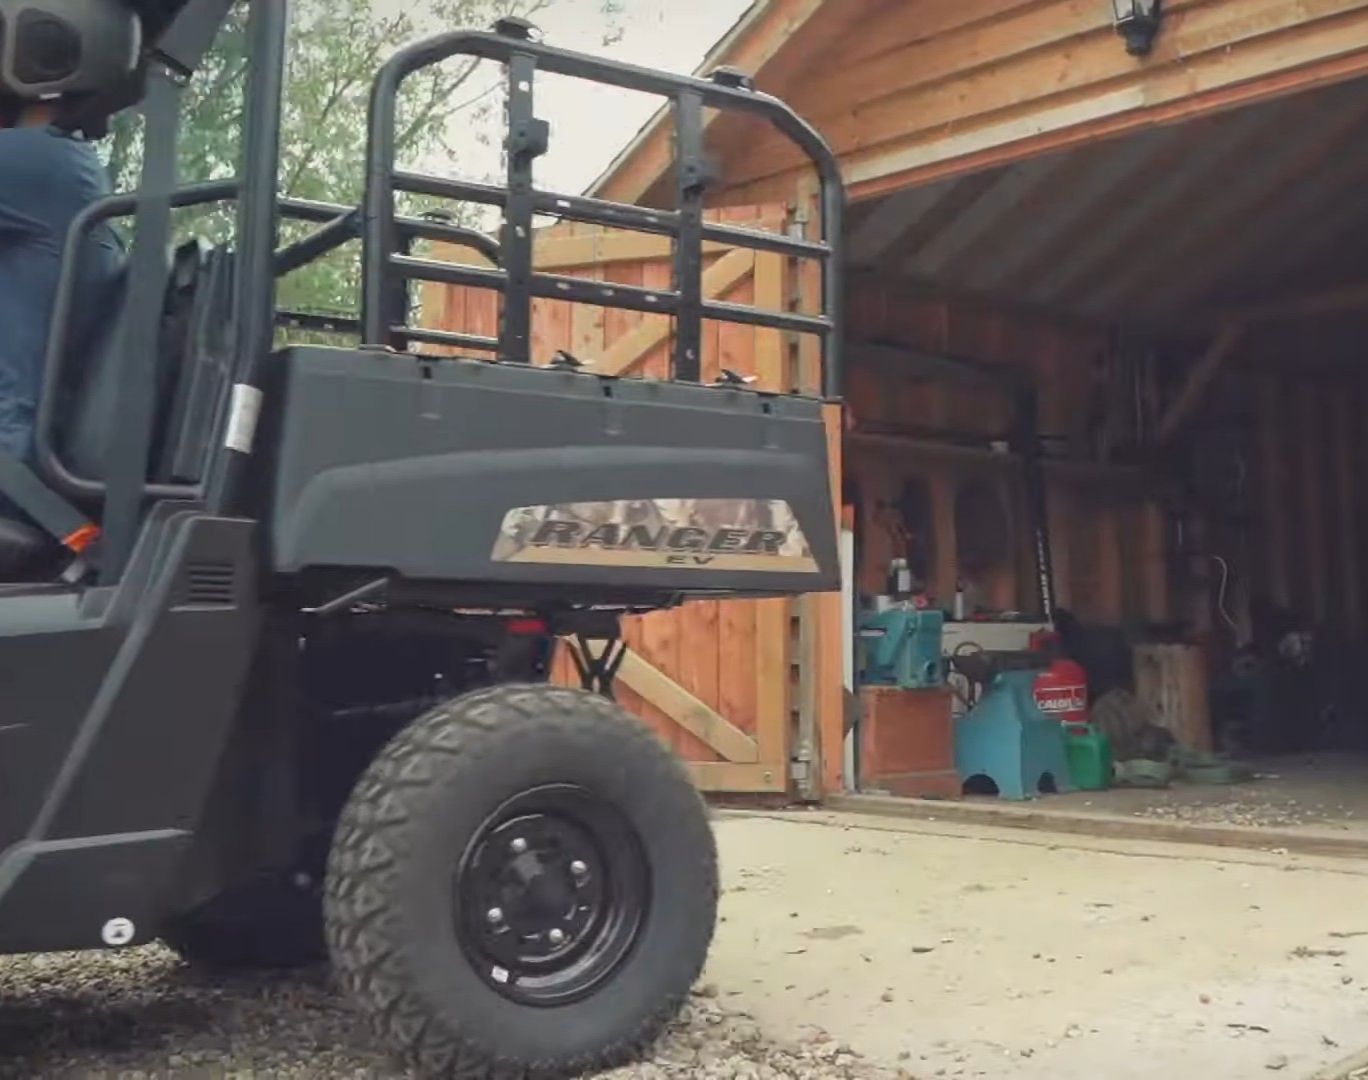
[818,180,843,399]
[383,230,414,350]
[499,50,541,363]
[672,90,706,383]
[360,43,399,345]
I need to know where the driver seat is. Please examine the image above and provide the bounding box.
[58,239,213,485]
[0,275,127,582]
[0,238,233,582]
[0,517,56,579]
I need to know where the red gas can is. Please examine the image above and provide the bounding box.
[1032,656,1089,727]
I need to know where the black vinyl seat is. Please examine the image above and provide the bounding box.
[0,278,129,580]
[0,517,53,579]
[59,237,232,487]
[0,236,234,582]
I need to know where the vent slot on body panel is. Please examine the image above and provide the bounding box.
[179,562,237,607]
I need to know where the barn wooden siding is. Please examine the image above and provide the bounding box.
[601,0,1368,208]
[422,207,843,797]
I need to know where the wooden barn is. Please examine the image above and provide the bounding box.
[424,0,1368,807]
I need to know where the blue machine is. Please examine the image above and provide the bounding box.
[950,656,1075,801]
[858,606,945,689]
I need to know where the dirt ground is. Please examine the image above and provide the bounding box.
[707,810,1368,1080]
[4,807,1366,1078]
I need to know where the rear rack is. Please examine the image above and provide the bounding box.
[362,20,844,397]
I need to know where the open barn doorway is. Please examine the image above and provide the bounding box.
[842,72,1368,837]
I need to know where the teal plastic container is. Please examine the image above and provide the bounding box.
[858,607,945,689]
[953,669,1075,800]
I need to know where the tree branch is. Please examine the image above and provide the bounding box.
[282,66,371,194]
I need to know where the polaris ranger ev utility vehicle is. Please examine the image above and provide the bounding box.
[0,0,843,1075]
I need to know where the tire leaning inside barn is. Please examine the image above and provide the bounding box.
[323,682,719,1079]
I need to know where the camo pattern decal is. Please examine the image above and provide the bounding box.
[491,498,818,572]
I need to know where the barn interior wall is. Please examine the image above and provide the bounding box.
[1199,345,1368,645]
[843,278,1368,650]
[845,278,1165,627]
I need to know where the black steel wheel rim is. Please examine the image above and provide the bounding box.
[455,783,650,1006]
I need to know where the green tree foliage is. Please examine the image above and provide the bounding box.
[104,0,622,320]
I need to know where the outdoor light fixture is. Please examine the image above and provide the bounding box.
[1110,0,1163,56]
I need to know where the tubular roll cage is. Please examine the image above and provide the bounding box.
[24,0,845,583]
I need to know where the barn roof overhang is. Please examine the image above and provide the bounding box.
[587,0,881,205]
[843,75,1368,335]
[584,0,1368,348]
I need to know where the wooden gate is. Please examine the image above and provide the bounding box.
[424,205,804,794]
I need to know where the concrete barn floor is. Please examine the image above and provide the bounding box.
[1041,752,1368,836]
[706,810,1368,1080]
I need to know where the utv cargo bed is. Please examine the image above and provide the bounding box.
[261,346,838,601]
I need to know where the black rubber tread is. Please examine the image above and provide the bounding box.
[323,682,719,1080]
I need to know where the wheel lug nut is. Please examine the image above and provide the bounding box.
[487,907,504,925]
[548,928,566,946]
[510,837,528,855]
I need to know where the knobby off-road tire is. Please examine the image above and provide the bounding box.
[323,683,719,1080]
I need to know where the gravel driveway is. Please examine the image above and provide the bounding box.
[0,946,914,1079]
